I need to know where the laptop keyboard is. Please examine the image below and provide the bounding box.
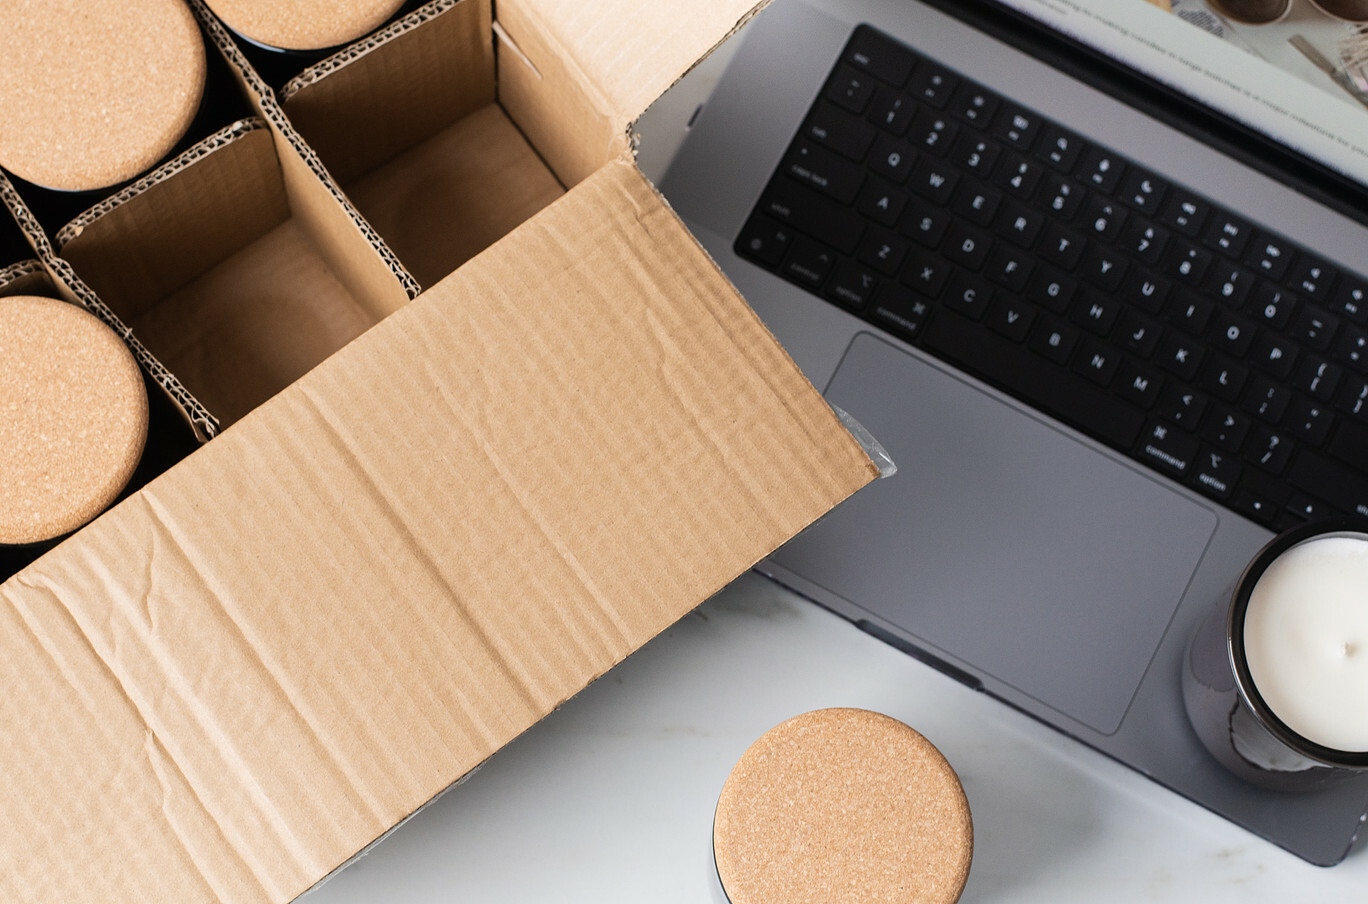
[736,24,1368,531]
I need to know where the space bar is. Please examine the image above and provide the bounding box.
[921,311,1145,450]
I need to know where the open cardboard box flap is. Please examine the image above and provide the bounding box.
[1,151,878,902]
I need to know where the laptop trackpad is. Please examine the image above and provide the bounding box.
[776,333,1218,734]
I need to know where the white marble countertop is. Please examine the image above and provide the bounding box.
[302,572,1368,903]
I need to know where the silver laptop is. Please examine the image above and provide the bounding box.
[653,0,1368,865]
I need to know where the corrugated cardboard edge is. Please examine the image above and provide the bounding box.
[278,0,461,102]
[0,258,49,293]
[186,0,423,301]
[0,173,219,441]
[55,119,271,250]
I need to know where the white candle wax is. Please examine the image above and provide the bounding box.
[1243,535,1368,753]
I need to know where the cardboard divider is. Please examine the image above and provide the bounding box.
[59,122,383,427]
[279,0,571,291]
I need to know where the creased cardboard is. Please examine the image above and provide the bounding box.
[1,1,880,901]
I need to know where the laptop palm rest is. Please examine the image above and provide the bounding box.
[775,332,1218,733]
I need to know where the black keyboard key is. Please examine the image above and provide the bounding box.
[1292,306,1339,352]
[996,153,1045,199]
[1248,282,1297,330]
[1336,326,1367,371]
[925,311,1144,448]
[1342,375,1368,419]
[1329,418,1368,468]
[1157,384,1208,429]
[1038,175,1085,219]
[942,221,992,270]
[784,140,866,204]
[1208,310,1256,357]
[1204,263,1255,308]
[758,180,866,254]
[1138,420,1198,478]
[1286,397,1334,446]
[909,62,958,108]
[1077,245,1127,292]
[953,183,1003,226]
[1076,146,1125,193]
[1118,218,1168,265]
[1029,316,1080,364]
[1118,167,1167,216]
[1243,376,1292,424]
[869,133,917,183]
[954,133,1001,177]
[1289,255,1337,303]
[1080,197,1127,243]
[1159,192,1209,236]
[1072,288,1121,335]
[1248,328,1298,379]
[1248,427,1292,474]
[1073,337,1120,386]
[946,82,997,129]
[856,229,910,276]
[1199,355,1248,403]
[1245,233,1294,281]
[1037,124,1085,172]
[1038,222,1086,270]
[900,202,952,247]
[1202,212,1252,259]
[995,201,1045,248]
[1120,270,1170,315]
[1117,310,1161,358]
[736,215,793,267]
[1116,360,1163,409]
[1200,404,1251,453]
[869,283,933,341]
[944,270,994,319]
[1156,330,1204,380]
[845,26,916,87]
[1233,488,1279,525]
[992,104,1042,150]
[1162,240,1212,286]
[986,297,1036,342]
[1287,494,1335,522]
[907,154,958,203]
[1293,355,1343,401]
[1289,451,1368,519]
[856,179,908,226]
[1165,289,1213,336]
[825,65,876,114]
[1333,278,1368,323]
[902,247,952,297]
[783,237,837,287]
[984,242,1034,292]
[826,260,881,311]
[908,108,959,155]
[1192,446,1242,500]
[1026,267,1077,315]
[805,101,879,161]
[868,86,916,135]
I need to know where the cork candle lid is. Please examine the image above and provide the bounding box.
[205,0,407,51]
[0,0,206,192]
[714,708,973,904]
[0,296,149,546]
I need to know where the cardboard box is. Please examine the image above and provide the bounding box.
[0,1,879,901]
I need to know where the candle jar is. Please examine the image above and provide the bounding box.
[1182,520,1368,790]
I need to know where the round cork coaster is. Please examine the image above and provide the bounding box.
[714,708,973,904]
[205,0,407,52]
[0,296,148,546]
[0,0,206,192]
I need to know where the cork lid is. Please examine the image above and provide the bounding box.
[0,0,206,192]
[205,0,407,51]
[0,296,149,546]
[714,708,973,904]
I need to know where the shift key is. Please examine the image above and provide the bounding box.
[758,179,866,254]
[1289,451,1368,519]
